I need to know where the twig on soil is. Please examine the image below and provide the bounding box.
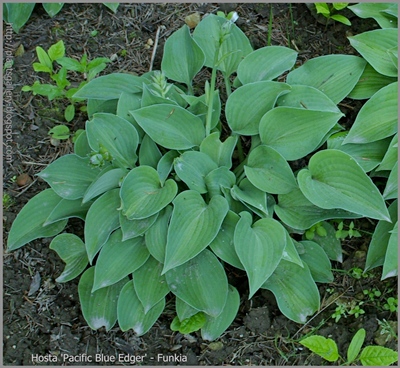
[22,161,48,166]
[149,26,164,72]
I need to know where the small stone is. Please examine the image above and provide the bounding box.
[208,341,223,351]
[50,137,60,146]
[16,173,32,187]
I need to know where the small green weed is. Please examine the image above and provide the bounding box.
[335,220,362,239]
[300,328,398,366]
[22,40,111,122]
[314,3,351,26]
[383,297,398,313]
[331,299,365,322]
[305,222,327,240]
[3,193,15,210]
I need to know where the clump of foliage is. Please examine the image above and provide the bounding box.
[3,3,119,33]
[22,40,111,122]
[300,328,398,366]
[7,7,397,340]
[314,2,352,26]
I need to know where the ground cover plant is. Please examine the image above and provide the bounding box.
[3,2,396,366]
[300,328,398,366]
[6,5,398,343]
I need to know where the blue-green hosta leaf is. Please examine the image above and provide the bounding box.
[44,198,93,225]
[348,3,398,29]
[259,107,343,161]
[348,63,397,100]
[185,90,221,130]
[382,221,398,280]
[93,229,149,291]
[176,297,200,321]
[103,3,119,13]
[286,55,367,104]
[165,249,228,317]
[231,178,268,218]
[83,168,127,204]
[37,154,101,200]
[49,234,88,283]
[192,14,253,77]
[300,336,339,362]
[282,232,303,267]
[3,3,35,33]
[377,134,398,171]
[78,267,127,331]
[145,206,172,264]
[116,92,145,140]
[86,113,139,169]
[226,81,291,135]
[133,257,170,313]
[328,133,391,172]
[298,150,391,221]
[380,3,398,18]
[139,134,162,169]
[131,104,205,150]
[120,166,177,220]
[157,150,180,185]
[119,212,158,241]
[174,151,218,194]
[311,221,343,263]
[73,73,143,100]
[163,191,229,273]
[275,188,361,231]
[237,46,297,84]
[359,346,399,366]
[245,145,297,194]
[383,161,398,199]
[84,188,121,263]
[343,82,398,144]
[221,186,248,214]
[86,99,118,118]
[42,3,64,18]
[161,25,205,87]
[141,83,179,108]
[365,200,397,272]
[262,260,320,323]
[348,29,398,77]
[276,84,342,113]
[7,189,67,251]
[205,167,236,198]
[117,280,165,335]
[234,212,286,298]
[296,241,333,283]
[201,285,240,341]
[209,210,244,270]
[74,130,92,157]
[200,132,237,169]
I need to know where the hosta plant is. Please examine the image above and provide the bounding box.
[7,11,397,340]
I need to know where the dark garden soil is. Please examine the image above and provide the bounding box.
[2,3,398,366]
